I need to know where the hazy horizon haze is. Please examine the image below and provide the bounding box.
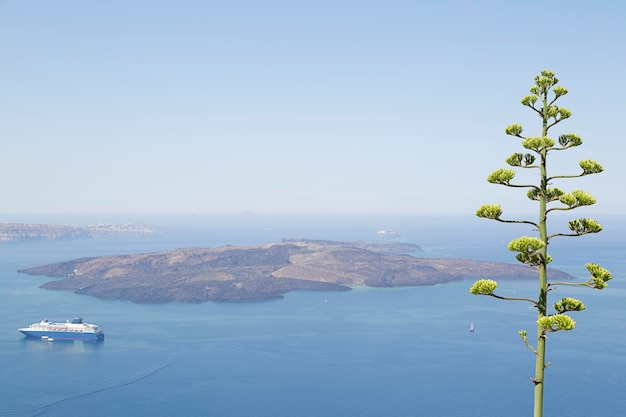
[1,1,624,217]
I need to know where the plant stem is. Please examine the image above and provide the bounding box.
[533,88,550,417]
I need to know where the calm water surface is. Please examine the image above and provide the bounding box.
[1,215,624,417]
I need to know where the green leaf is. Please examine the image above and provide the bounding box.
[470,279,498,296]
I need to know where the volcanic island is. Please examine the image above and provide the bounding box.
[18,239,574,303]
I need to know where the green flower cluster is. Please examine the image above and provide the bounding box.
[469,279,498,296]
[586,263,612,289]
[537,314,576,332]
[508,236,551,266]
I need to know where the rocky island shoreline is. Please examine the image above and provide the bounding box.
[0,222,162,241]
[18,239,574,303]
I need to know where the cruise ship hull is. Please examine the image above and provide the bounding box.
[19,329,104,341]
[18,318,104,342]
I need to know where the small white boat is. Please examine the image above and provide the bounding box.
[377,230,399,237]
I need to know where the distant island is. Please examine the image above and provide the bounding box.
[18,239,574,303]
[0,222,163,241]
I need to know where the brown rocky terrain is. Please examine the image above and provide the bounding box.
[18,240,574,303]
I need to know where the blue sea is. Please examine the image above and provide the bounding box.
[1,214,624,417]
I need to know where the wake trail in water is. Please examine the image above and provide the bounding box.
[31,364,171,417]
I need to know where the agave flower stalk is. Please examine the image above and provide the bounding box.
[470,70,611,417]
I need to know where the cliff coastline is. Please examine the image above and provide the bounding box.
[0,222,162,241]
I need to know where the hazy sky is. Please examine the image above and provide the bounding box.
[1,1,624,216]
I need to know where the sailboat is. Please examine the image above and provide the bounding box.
[470,322,475,332]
